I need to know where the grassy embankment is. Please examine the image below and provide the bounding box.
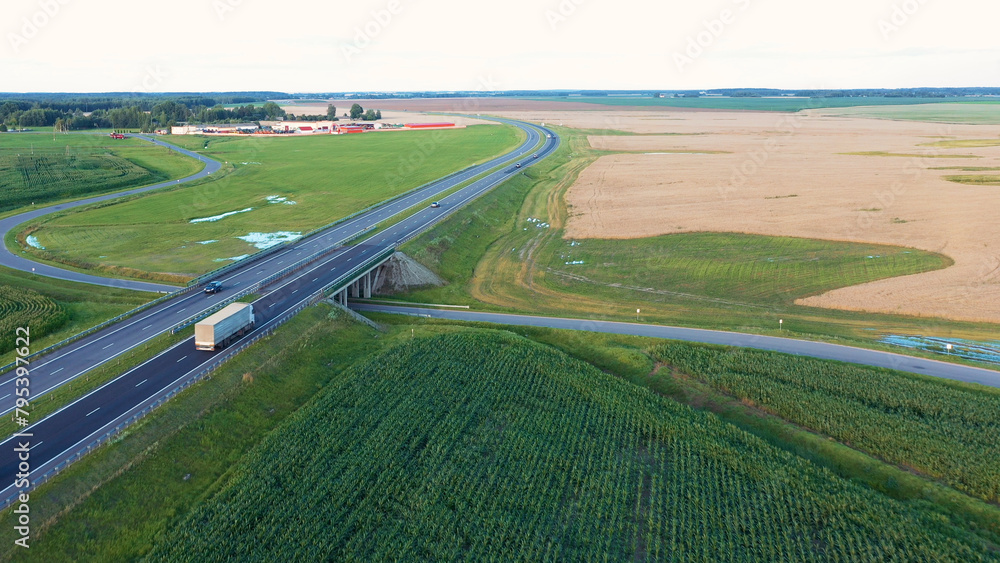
[19,125,522,281]
[391,125,1000,351]
[5,303,999,561]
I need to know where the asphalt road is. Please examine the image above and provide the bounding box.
[352,305,1000,389]
[0,135,221,292]
[0,120,558,504]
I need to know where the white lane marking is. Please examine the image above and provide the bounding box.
[0,394,9,401]
[29,441,43,450]
[135,379,147,387]
[52,368,63,374]
[312,278,318,282]
[85,408,100,417]
[269,303,275,308]
[142,325,152,330]
[178,308,186,313]
[102,343,114,350]
[177,356,187,363]
[292,290,298,294]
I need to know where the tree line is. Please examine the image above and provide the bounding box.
[0,100,287,132]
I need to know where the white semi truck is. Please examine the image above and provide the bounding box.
[195,303,255,351]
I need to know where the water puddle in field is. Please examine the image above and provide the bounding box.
[213,254,251,262]
[265,195,297,205]
[26,235,44,249]
[238,231,303,250]
[196,240,218,245]
[880,335,1000,365]
[189,208,254,223]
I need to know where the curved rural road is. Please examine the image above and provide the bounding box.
[352,305,1000,389]
[0,135,221,292]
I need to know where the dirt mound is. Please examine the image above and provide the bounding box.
[373,252,446,295]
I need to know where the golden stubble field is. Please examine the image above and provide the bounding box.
[488,108,1000,324]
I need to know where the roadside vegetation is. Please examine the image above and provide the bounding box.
[18,125,522,280]
[0,133,203,212]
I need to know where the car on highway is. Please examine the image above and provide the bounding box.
[430,201,441,208]
[533,154,538,159]
[204,280,223,294]
[515,163,522,168]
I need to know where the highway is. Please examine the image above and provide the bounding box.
[0,119,549,415]
[0,119,557,506]
[351,305,1000,389]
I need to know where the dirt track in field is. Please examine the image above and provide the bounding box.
[500,109,1000,323]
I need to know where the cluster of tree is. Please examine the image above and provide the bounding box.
[0,99,286,132]
[348,103,382,121]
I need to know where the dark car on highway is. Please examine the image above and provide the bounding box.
[204,281,223,294]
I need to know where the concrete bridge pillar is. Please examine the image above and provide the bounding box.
[350,279,360,298]
[363,270,372,299]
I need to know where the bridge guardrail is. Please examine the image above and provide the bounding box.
[170,227,378,334]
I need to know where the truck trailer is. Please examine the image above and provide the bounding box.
[194,303,255,351]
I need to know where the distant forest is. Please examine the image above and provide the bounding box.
[0,92,290,132]
[1,88,998,132]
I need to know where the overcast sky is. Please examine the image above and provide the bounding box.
[3,0,999,92]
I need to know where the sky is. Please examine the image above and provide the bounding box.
[3,0,999,92]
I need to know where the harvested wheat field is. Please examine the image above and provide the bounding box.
[553,111,1000,323]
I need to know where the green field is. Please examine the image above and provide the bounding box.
[527,96,988,113]
[20,126,521,279]
[541,233,948,307]
[143,331,996,561]
[817,103,1000,124]
[0,133,204,212]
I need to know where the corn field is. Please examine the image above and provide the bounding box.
[145,332,998,562]
[0,285,67,354]
[0,152,154,211]
[649,342,1000,503]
